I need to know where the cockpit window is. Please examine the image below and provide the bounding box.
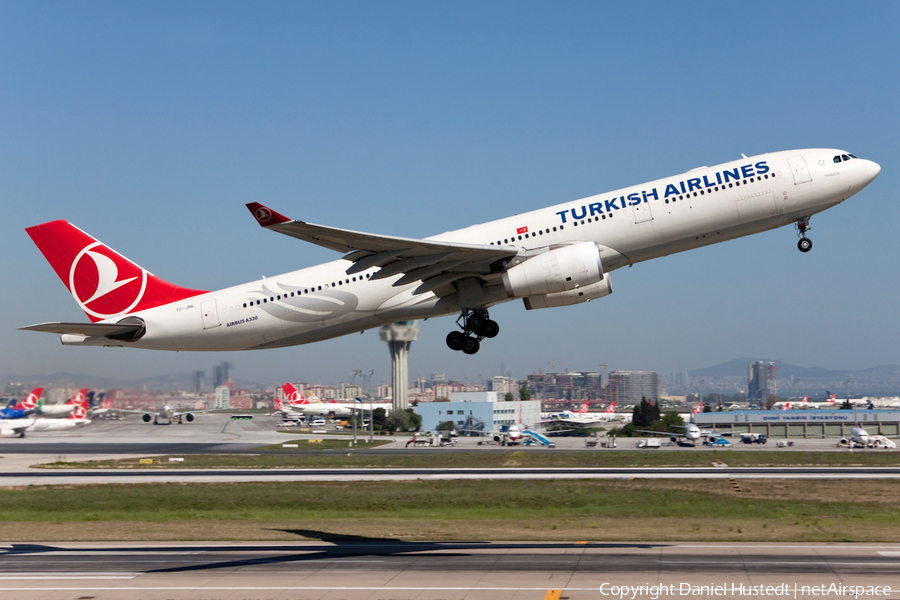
[841,154,851,161]
[834,153,859,163]
[833,156,841,163]
[849,154,858,159]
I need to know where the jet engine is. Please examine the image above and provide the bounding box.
[502,242,604,298]
[184,413,194,422]
[522,277,612,310]
[142,413,152,423]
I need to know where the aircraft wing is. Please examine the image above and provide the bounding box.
[633,429,684,437]
[19,322,144,337]
[247,203,517,295]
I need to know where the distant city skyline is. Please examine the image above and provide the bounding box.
[4,356,899,399]
[2,3,898,386]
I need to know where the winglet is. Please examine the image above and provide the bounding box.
[246,203,292,227]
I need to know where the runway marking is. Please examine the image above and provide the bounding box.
[545,590,563,600]
[878,551,900,556]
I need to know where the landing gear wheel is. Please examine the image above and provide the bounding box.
[446,331,465,351]
[480,319,500,338]
[798,237,812,253]
[466,313,486,333]
[461,337,480,355]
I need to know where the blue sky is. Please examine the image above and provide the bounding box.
[2,1,898,388]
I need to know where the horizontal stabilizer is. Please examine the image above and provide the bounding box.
[20,321,144,337]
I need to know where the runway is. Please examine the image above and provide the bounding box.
[4,466,900,486]
[1,541,898,599]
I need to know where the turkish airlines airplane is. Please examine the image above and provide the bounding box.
[280,383,386,418]
[22,150,880,355]
[38,388,89,417]
[27,404,92,432]
[0,387,43,420]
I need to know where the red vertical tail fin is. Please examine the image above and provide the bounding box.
[68,404,88,420]
[282,383,308,406]
[26,220,206,322]
[66,389,90,408]
[19,387,43,410]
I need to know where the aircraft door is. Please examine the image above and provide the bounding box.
[631,198,653,224]
[786,155,812,185]
[201,299,220,329]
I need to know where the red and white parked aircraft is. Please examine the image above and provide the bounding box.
[22,150,879,355]
[27,404,92,432]
[38,388,89,417]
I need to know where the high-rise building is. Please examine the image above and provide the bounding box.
[214,386,230,409]
[213,361,234,388]
[192,370,206,393]
[748,361,776,407]
[606,371,661,405]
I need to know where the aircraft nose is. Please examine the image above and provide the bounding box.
[866,159,881,182]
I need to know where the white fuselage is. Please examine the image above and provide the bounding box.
[70,149,879,351]
[38,404,76,417]
[27,417,91,432]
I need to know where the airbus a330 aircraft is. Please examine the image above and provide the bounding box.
[22,149,880,355]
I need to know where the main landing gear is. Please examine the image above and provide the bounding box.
[446,309,499,355]
[796,217,813,253]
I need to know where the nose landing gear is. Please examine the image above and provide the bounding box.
[796,217,813,252]
[446,309,499,354]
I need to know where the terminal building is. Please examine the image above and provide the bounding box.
[693,410,900,438]
[415,392,541,434]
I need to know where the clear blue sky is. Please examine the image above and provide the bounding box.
[2,1,898,388]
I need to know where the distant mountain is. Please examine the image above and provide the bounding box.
[689,358,856,380]
[684,358,900,395]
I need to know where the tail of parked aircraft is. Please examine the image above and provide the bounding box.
[605,402,616,414]
[68,404,88,420]
[282,383,308,406]
[66,389,90,408]
[18,387,43,410]
[25,220,206,323]
[577,403,588,413]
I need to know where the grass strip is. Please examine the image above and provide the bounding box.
[0,479,898,542]
[36,449,900,469]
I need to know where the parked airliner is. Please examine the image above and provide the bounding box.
[22,150,879,355]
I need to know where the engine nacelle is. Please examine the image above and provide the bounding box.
[522,276,613,310]
[142,413,152,423]
[184,413,195,422]
[502,242,604,298]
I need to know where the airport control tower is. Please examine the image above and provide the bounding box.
[379,321,419,411]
